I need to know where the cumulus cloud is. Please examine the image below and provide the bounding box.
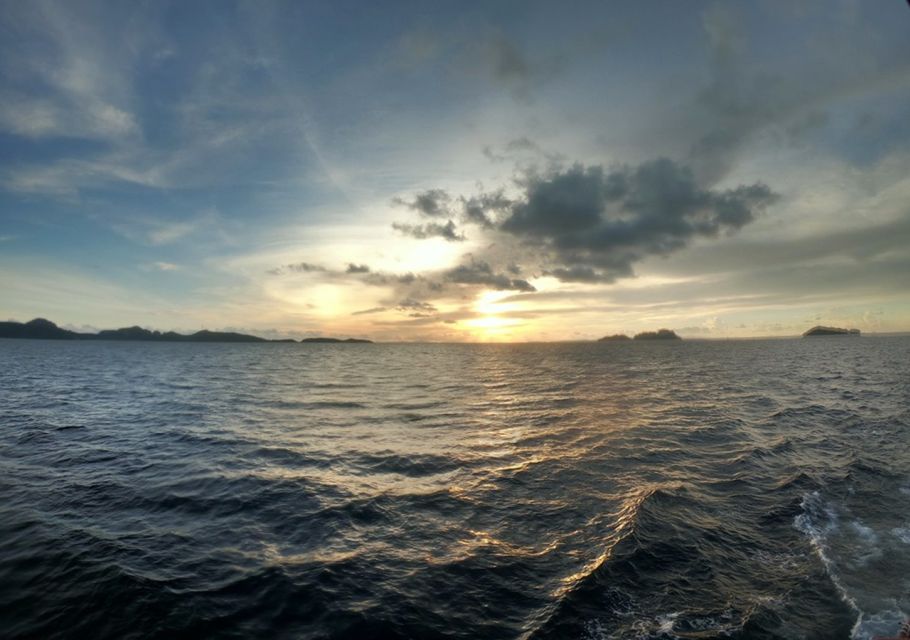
[498,159,777,282]
[392,220,465,242]
[393,157,777,286]
[392,189,452,217]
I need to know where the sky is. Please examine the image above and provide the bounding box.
[1,0,909,341]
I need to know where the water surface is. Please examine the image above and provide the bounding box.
[1,338,908,639]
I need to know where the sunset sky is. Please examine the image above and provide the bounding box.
[1,0,909,341]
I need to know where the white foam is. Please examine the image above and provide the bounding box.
[848,520,883,567]
[892,527,910,544]
[793,492,862,628]
[656,612,679,633]
[849,608,908,640]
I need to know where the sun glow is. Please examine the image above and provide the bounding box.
[473,290,521,315]
[466,289,527,340]
[465,315,524,341]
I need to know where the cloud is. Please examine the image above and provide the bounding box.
[268,261,327,275]
[460,190,511,228]
[395,298,437,313]
[392,189,452,217]
[351,306,386,316]
[392,220,465,242]
[346,263,370,273]
[444,260,536,292]
[496,159,777,282]
[150,262,180,271]
[350,298,437,317]
[147,220,201,245]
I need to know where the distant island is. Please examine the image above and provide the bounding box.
[0,318,373,344]
[633,329,681,340]
[802,325,860,337]
[597,329,681,341]
[598,334,631,342]
[300,337,373,343]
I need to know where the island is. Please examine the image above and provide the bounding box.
[802,326,860,337]
[0,318,373,343]
[597,334,631,342]
[633,329,681,340]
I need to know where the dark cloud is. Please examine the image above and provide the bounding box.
[346,263,370,273]
[498,159,777,282]
[543,266,616,283]
[444,260,536,292]
[460,190,511,228]
[392,220,465,242]
[392,189,451,217]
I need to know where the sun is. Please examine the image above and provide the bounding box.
[465,315,524,341]
[465,290,528,341]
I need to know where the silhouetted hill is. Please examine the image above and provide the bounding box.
[96,326,164,340]
[633,329,681,340]
[93,325,266,342]
[0,318,80,340]
[0,318,371,343]
[598,334,631,342]
[802,326,860,337]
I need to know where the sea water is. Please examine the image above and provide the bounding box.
[1,337,908,639]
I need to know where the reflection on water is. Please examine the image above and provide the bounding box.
[0,338,908,639]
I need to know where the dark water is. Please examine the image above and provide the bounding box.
[1,338,908,640]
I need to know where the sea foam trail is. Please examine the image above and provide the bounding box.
[794,491,908,640]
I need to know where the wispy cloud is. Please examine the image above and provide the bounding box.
[146,262,181,272]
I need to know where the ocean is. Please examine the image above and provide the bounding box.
[1,337,908,639]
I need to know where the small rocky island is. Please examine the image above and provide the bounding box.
[633,329,681,340]
[597,334,631,342]
[0,318,373,343]
[300,337,373,343]
[597,329,681,341]
[802,325,860,337]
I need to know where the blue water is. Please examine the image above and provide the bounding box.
[1,338,908,639]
